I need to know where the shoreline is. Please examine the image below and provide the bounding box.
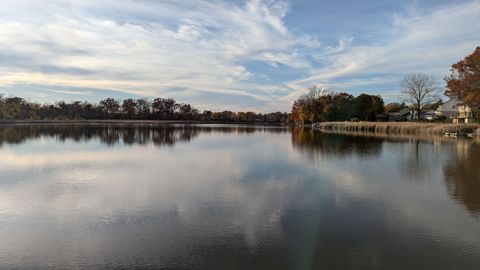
[313,128,480,144]
[2,120,479,138]
[311,122,480,137]
[0,119,283,126]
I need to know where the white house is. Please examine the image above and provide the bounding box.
[436,97,473,123]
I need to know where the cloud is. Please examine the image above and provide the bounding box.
[285,0,480,102]
[0,0,478,111]
[0,0,316,111]
[41,89,93,96]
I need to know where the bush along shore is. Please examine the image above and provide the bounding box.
[313,122,480,137]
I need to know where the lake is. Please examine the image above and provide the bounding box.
[0,124,479,269]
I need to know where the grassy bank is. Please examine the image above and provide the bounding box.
[315,122,480,136]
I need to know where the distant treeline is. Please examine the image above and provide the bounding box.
[0,95,289,124]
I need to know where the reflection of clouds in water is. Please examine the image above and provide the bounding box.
[1,125,480,268]
[291,130,480,246]
[288,157,480,268]
[0,128,313,264]
[0,148,128,167]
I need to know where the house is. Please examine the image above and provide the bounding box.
[411,109,437,121]
[436,97,473,123]
[375,113,388,122]
[387,108,412,121]
[422,110,437,121]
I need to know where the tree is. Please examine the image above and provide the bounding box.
[291,87,386,123]
[330,92,355,121]
[401,74,439,121]
[100,98,120,116]
[69,101,83,119]
[121,99,137,118]
[202,110,212,121]
[0,93,289,123]
[353,94,384,121]
[135,98,151,118]
[303,85,330,100]
[80,101,98,119]
[296,86,333,124]
[179,103,197,119]
[291,100,303,124]
[445,47,480,120]
[152,98,177,119]
[4,97,30,119]
[0,94,4,118]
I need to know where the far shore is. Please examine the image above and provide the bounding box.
[2,120,480,138]
[312,121,480,137]
[0,119,284,126]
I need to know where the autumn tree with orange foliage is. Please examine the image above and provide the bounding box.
[445,47,480,120]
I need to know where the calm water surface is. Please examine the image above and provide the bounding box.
[0,124,479,269]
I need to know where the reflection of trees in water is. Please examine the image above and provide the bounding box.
[291,127,383,159]
[397,140,441,181]
[0,124,287,147]
[444,142,480,215]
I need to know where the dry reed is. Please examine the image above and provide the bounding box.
[315,122,480,136]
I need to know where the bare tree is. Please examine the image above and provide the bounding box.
[301,85,332,101]
[401,74,439,121]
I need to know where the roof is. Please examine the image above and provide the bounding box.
[437,97,461,113]
[397,108,412,116]
[423,109,436,115]
[387,108,411,117]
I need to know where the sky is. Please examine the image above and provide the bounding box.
[0,0,479,112]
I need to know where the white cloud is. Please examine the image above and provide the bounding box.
[46,89,93,96]
[285,0,480,103]
[0,0,315,111]
[0,0,478,111]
